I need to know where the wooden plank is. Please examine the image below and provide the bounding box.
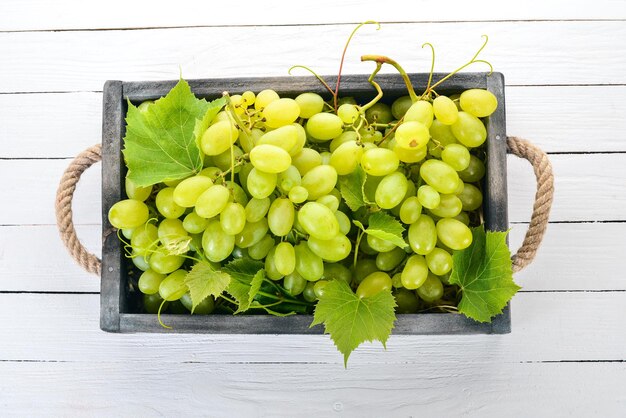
[3,86,625,158]
[1,21,626,93]
[0,360,623,417]
[1,153,622,225]
[0,292,624,364]
[1,0,625,31]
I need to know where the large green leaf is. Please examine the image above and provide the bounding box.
[449,226,521,323]
[311,280,396,367]
[122,79,224,187]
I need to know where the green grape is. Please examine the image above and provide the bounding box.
[353,258,379,284]
[425,247,453,276]
[391,95,413,119]
[288,185,309,203]
[254,89,280,110]
[223,181,248,206]
[460,88,498,117]
[149,247,185,274]
[399,196,422,225]
[450,112,487,148]
[454,178,465,195]
[238,128,264,154]
[313,280,329,299]
[143,293,168,314]
[173,175,213,208]
[125,177,152,201]
[375,171,408,209]
[416,273,444,302]
[159,269,188,301]
[195,184,231,218]
[214,146,243,173]
[314,195,337,214]
[242,90,256,106]
[180,293,215,314]
[419,159,461,194]
[337,103,360,124]
[394,288,420,313]
[404,100,434,128]
[163,178,183,187]
[274,241,296,275]
[265,246,284,280]
[220,202,247,235]
[408,215,437,255]
[235,218,269,248]
[277,165,302,194]
[429,194,463,218]
[330,140,364,175]
[458,155,486,182]
[131,223,158,257]
[436,218,473,250]
[359,234,379,255]
[307,234,352,262]
[303,281,317,302]
[453,211,470,225]
[246,167,277,199]
[295,242,324,281]
[121,228,134,240]
[262,98,300,128]
[288,123,307,156]
[199,166,222,181]
[108,199,149,229]
[365,102,393,126]
[428,120,459,158]
[432,95,459,125]
[245,197,271,223]
[330,131,358,152]
[323,263,352,283]
[401,254,429,290]
[257,125,299,152]
[301,165,338,200]
[284,270,307,296]
[155,188,186,219]
[359,125,378,143]
[305,113,344,140]
[393,141,428,163]
[297,202,339,240]
[441,143,471,171]
[356,271,392,298]
[268,198,295,236]
[132,252,151,271]
[376,246,406,271]
[457,183,483,211]
[395,121,430,150]
[200,120,239,156]
[335,210,352,235]
[158,218,188,249]
[366,234,397,253]
[202,220,236,262]
[417,185,441,209]
[229,94,246,114]
[291,148,321,176]
[360,147,399,176]
[295,92,325,118]
[138,269,166,295]
[247,234,275,260]
[390,179,416,217]
[183,212,209,234]
[250,144,291,173]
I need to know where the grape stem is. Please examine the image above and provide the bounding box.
[223,92,251,136]
[358,62,384,113]
[361,55,418,102]
[353,229,365,269]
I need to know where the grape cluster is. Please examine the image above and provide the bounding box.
[108,85,497,315]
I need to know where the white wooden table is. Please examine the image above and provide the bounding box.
[1,1,625,416]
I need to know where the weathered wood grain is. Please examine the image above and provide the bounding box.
[1,21,625,93]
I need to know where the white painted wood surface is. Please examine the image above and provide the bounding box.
[0,2,625,416]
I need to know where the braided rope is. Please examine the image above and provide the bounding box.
[507,136,554,272]
[55,144,102,276]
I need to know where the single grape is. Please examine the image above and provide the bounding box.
[173,175,213,208]
[130,222,158,257]
[417,185,441,210]
[316,195,340,212]
[155,187,185,219]
[143,293,168,314]
[138,269,166,295]
[220,202,247,235]
[429,194,463,218]
[401,254,429,290]
[295,242,324,281]
[307,234,352,262]
[436,218,473,250]
[330,131,359,152]
[391,95,413,119]
[450,112,487,148]
[419,159,461,194]
[365,102,393,125]
[242,90,256,106]
[262,98,300,128]
[416,273,444,302]
[132,253,151,272]
[277,165,302,194]
[428,120,459,158]
[375,171,408,209]
[268,198,295,237]
[376,247,406,272]
[357,271,392,298]
[366,234,397,253]
[247,234,275,260]
[425,247,453,276]
[393,141,428,163]
[323,263,352,283]
[335,210,352,235]
[404,100,434,127]
[195,184,231,218]
[337,103,360,124]
[235,218,269,248]
[245,197,271,223]
[274,241,297,276]
[301,165,338,200]
[408,215,437,255]
[180,293,215,315]
[306,113,344,141]
[303,281,317,302]
[284,270,307,296]
[432,95,459,125]
[353,258,378,284]
[330,140,363,175]
[159,269,188,301]
[149,247,185,274]
[291,148,322,176]
[441,143,471,171]
[254,89,280,110]
[313,280,329,299]
[360,147,399,176]
[125,177,152,202]
[458,155,486,183]
[457,183,483,211]
[394,288,420,313]
[108,199,149,229]
[246,167,277,199]
[202,220,236,262]
[399,196,422,225]
[157,218,189,250]
[200,120,239,156]
[395,121,430,150]
[288,185,309,203]
[238,128,263,154]
[459,88,498,117]
[297,202,340,240]
[264,247,284,281]
[295,92,325,118]
[250,144,291,173]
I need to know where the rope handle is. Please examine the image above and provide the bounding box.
[56,137,553,276]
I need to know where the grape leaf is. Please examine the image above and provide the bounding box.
[122,79,224,187]
[311,280,397,367]
[338,166,367,211]
[449,226,521,323]
[184,260,231,313]
[353,212,408,249]
[223,258,265,313]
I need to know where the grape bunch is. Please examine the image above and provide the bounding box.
[107,82,498,316]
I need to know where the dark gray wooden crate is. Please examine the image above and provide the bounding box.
[101,72,509,334]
